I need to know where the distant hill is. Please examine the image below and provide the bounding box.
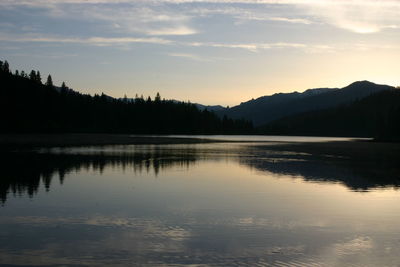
[194,103,225,112]
[260,89,400,140]
[218,81,394,126]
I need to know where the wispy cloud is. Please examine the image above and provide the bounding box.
[185,41,307,52]
[2,0,399,34]
[0,2,197,37]
[3,30,400,55]
[167,53,211,62]
[300,1,400,34]
[3,0,400,8]
[0,32,327,53]
[7,32,398,54]
[146,26,197,36]
[0,34,172,45]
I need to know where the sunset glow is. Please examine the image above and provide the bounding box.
[1,0,399,105]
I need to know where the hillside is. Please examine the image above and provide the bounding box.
[0,61,253,134]
[260,89,400,140]
[218,81,394,126]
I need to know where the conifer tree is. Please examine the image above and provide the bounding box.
[155,92,161,103]
[36,71,42,84]
[45,74,54,87]
[61,81,67,92]
[29,70,37,81]
[3,60,10,73]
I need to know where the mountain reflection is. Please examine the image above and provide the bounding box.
[1,142,400,203]
[239,142,400,191]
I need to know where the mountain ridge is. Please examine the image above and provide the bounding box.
[217,80,394,126]
[260,88,400,140]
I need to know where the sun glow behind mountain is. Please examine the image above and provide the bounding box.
[0,0,399,105]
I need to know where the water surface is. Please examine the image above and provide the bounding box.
[1,140,399,266]
[140,134,367,142]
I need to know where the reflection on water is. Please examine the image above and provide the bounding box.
[0,145,199,203]
[145,134,365,142]
[2,143,399,203]
[1,141,400,266]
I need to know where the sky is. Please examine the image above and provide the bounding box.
[0,0,399,106]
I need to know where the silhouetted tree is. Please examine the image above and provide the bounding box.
[2,60,10,73]
[45,75,54,88]
[36,71,42,84]
[61,81,67,91]
[29,70,37,81]
[155,92,161,103]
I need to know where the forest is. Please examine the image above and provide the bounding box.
[260,89,400,141]
[0,60,253,134]
[1,59,399,141]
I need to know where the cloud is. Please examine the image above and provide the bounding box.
[167,53,212,62]
[300,1,400,34]
[0,34,172,45]
[5,31,381,54]
[2,0,399,35]
[74,6,197,36]
[185,41,307,52]
[3,31,400,55]
[0,1,197,37]
[2,0,400,7]
[146,26,197,36]
[0,32,329,53]
[268,17,312,24]
[234,14,314,25]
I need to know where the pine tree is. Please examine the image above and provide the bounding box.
[36,71,42,84]
[45,74,54,87]
[3,60,10,73]
[29,70,37,81]
[61,81,67,92]
[155,92,161,103]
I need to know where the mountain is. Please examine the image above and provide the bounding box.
[260,89,400,140]
[194,103,225,112]
[218,81,394,126]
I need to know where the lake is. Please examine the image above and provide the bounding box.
[1,137,400,266]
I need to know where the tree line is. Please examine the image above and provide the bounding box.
[260,89,400,141]
[0,60,253,134]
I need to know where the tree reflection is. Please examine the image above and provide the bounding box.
[1,142,400,204]
[0,147,198,204]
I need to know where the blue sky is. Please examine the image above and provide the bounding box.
[1,0,399,105]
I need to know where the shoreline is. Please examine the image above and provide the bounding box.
[0,134,223,149]
[0,134,398,153]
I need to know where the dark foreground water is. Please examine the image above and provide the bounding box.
[1,140,400,266]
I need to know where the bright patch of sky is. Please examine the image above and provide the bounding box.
[1,0,399,105]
